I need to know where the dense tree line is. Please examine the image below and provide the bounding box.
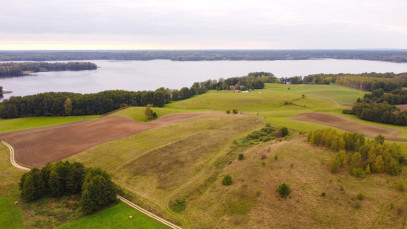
[280,76,304,84]
[343,101,407,126]
[343,89,407,126]
[0,86,2,95]
[195,72,277,91]
[307,129,404,176]
[19,161,117,214]
[0,90,169,118]
[280,73,407,93]
[0,62,97,78]
[335,75,407,92]
[2,50,407,63]
[363,88,407,105]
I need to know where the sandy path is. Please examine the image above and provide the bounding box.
[292,112,407,142]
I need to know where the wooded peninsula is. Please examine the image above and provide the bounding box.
[0,62,97,78]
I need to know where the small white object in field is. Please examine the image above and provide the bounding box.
[14,201,19,205]
[129,215,133,219]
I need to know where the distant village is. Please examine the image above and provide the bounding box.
[229,85,253,93]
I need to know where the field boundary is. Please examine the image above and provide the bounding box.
[1,140,182,229]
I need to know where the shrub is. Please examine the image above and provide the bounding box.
[277,183,291,198]
[350,152,362,168]
[350,166,365,178]
[274,155,278,160]
[321,192,326,197]
[357,192,365,200]
[232,108,239,114]
[144,104,157,120]
[329,154,341,173]
[226,109,231,114]
[222,175,233,186]
[399,181,405,192]
[235,138,251,147]
[255,189,262,197]
[280,127,289,137]
[238,154,244,160]
[172,197,187,212]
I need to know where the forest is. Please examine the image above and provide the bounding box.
[307,129,404,176]
[0,62,97,78]
[0,72,272,118]
[343,87,407,126]
[281,72,407,92]
[343,101,407,126]
[363,88,407,105]
[1,50,407,62]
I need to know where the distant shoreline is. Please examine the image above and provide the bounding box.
[1,50,407,63]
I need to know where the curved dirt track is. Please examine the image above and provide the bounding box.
[292,112,407,142]
[0,113,206,168]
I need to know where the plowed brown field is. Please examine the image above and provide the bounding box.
[0,113,205,168]
[292,112,407,142]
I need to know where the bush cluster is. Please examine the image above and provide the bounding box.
[19,161,117,214]
[222,175,233,186]
[308,129,404,176]
[172,198,187,212]
[235,123,288,147]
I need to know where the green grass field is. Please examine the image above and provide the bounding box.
[0,115,100,134]
[0,197,23,229]
[56,202,170,229]
[112,107,202,122]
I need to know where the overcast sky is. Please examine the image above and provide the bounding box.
[0,0,406,50]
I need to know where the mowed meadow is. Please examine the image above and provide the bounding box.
[1,83,407,228]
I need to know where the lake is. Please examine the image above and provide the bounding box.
[1,59,407,100]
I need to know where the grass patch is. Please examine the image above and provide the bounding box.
[56,202,170,229]
[0,197,24,229]
[0,115,100,134]
[112,107,202,122]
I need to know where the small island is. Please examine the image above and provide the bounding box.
[0,62,97,78]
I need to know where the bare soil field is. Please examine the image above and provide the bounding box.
[292,112,407,142]
[396,104,407,112]
[0,113,205,168]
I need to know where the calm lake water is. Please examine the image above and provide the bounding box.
[1,59,407,100]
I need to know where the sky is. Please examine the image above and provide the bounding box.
[0,0,406,50]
